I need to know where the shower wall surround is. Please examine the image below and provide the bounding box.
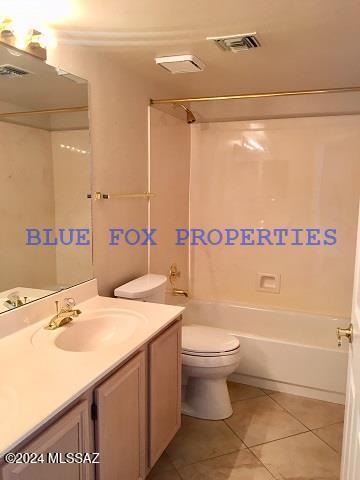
[190,116,360,317]
[149,108,190,293]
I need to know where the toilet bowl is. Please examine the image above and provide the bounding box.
[181,325,240,420]
[114,275,240,420]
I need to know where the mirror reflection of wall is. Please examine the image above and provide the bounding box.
[0,43,93,313]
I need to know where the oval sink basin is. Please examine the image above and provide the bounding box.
[31,308,148,352]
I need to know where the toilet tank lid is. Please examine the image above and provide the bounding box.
[182,325,240,354]
[114,274,167,299]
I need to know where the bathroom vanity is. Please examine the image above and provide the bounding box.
[0,280,183,480]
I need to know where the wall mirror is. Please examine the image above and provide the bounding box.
[0,43,93,313]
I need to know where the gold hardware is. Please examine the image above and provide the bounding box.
[92,191,155,200]
[336,324,353,347]
[150,86,360,126]
[172,288,189,297]
[150,86,360,105]
[169,264,181,281]
[4,292,28,308]
[169,264,189,297]
[45,297,81,330]
[178,104,196,124]
[0,106,88,118]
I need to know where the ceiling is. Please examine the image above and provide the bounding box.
[49,0,360,99]
[0,44,88,111]
[0,43,89,129]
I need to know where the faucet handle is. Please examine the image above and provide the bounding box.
[64,297,76,310]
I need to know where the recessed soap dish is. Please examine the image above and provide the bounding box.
[257,273,281,294]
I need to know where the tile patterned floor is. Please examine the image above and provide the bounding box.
[147,382,344,480]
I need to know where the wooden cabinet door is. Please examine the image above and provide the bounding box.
[1,400,91,480]
[149,320,181,467]
[95,351,146,480]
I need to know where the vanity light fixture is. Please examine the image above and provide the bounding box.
[0,17,50,60]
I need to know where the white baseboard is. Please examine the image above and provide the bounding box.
[229,372,346,405]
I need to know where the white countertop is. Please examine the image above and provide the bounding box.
[0,287,55,313]
[0,291,184,458]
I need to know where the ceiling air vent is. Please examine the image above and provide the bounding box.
[155,55,205,74]
[0,64,30,77]
[207,33,261,53]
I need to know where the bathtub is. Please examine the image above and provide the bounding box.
[182,300,349,404]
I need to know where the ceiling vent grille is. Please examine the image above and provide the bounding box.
[0,64,30,77]
[207,33,261,53]
[155,55,205,74]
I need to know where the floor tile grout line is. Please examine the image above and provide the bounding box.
[264,394,314,431]
[223,417,250,446]
[225,414,319,451]
[229,392,266,404]
[169,445,248,472]
[311,426,343,454]
[230,392,312,436]
[236,387,345,432]
[262,389,346,436]
[232,385,344,431]
[261,388,343,407]
[225,396,317,449]
[247,448,278,480]
[248,429,316,449]
[172,445,250,470]
[261,391,345,433]
[266,391,344,411]
[230,392,292,412]
[166,419,247,472]
[171,445,278,479]
[221,417,248,448]
[311,420,345,431]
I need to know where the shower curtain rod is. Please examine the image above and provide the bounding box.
[150,86,360,105]
[0,106,88,117]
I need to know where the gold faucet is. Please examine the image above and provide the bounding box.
[169,264,189,297]
[45,297,81,330]
[4,292,28,309]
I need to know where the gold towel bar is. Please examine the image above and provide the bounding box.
[88,192,155,200]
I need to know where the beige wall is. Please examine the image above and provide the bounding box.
[0,121,56,291]
[51,130,93,287]
[190,116,360,317]
[48,46,175,296]
[149,108,190,293]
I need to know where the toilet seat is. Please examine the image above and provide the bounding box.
[182,325,240,357]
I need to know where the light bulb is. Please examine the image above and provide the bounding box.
[12,19,31,49]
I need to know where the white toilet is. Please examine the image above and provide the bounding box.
[181,325,240,420]
[114,274,241,420]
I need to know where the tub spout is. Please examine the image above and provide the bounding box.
[172,288,189,297]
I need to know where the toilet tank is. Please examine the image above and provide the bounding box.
[114,274,167,303]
